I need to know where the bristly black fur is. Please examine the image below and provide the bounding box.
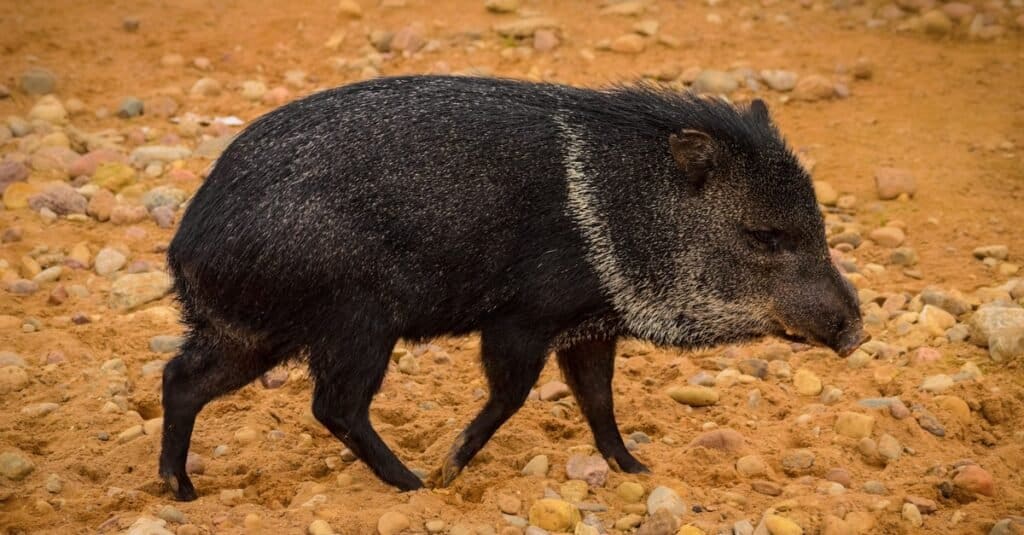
[157,75,862,499]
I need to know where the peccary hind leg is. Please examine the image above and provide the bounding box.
[309,334,424,491]
[557,339,648,473]
[160,328,292,501]
[435,323,550,487]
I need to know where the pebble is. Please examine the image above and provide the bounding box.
[877,433,901,462]
[117,97,144,118]
[21,402,59,418]
[890,247,918,266]
[190,77,222,98]
[973,245,1009,261]
[901,503,923,527]
[533,29,560,52]
[646,486,686,517]
[0,451,35,480]
[814,181,839,206]
[688,428,744,452]
[538,381,571,401]
[566,454,609,487]
[736,455,767,477]
[397,353,419,374]
[0,366,31,393]
[94,247,127,276]
[45,473,62,493]
[969,304,1024,362]
[636,510,678,534]
[874,167,916,200]
[376,512,410,535]
[953,464,994,497]
[834,412,874,439]
[793,368,822,396]
[494,17,559,38]
[863,480,887,495]
[890,399,911,419]
[922,9,953,35]
[149,335,183,353]
[825,468,851,488]
[157,505,185,524]
[765,515,802,535]
[610,34,646,54]
[904,495,936,514]
[920,374,953,393]
[498,494,522,514]
[528,499,580,531]
[691,70,738,94]
[521,454,549,476]
[667,385,719,406]
[108,271,172,310]
[91,162,136,191]
[425,520,445,533]
[337,0,363,17]
[793,74,834,101]
[781,449,815,475]
[869,226,905,247]
[20,67,57,95]
[760,70,798,92]
[27,184,87,215]
[751,480,782,496]
[913,407,946,436]
[616,481,645,503]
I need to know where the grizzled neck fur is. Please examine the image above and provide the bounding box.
[551,90,782,348]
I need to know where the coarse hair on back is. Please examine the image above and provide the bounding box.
[566,81,786,153]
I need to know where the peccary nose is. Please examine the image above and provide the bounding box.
[832,322,870,357]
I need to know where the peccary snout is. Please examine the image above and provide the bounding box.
[773,263,867,357]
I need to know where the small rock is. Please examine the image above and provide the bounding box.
[814,181,838,206]
[117,97,144,118]
[691,70,738,94]
[190,77,222,98]
[760,70,798,92]
[834,412,874,439]
[752,481,782,496]
[920,374,953,393]
[94,247,127,276]
[688,428,744,452]
[528,499,580,532]
[27,184,87,215]
[610,34,646,54]
[0,366,31,393]
[904,495,936,514]
[736,455,767,477]
[485,0,520,13]
[869,227,905,247]
[646,486,686,517]
[973,245,1009,261]
[157,505,185,524]
[914,407,946,436]
[108,271,173,310]
[922,9,953,35]
[0,451,35,480]
[765,515,802,535]
[376,512,410,535]
[498,494,522,514]
[566,455,609,487]
[667,385,719,406]
[781,449,815,475]
[953,464,994,497]
[522,454,549,476]
[616,481,645,503]
[793,74,835,101]
[902,503,923,527]
[20,67,57,95]
[635,510,679,535]
[793,368,822,396]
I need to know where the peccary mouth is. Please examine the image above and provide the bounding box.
[770,321,870,358]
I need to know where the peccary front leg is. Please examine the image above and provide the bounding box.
[309,335,424,491]
[434,323,550,487]
[556,339,649,474]
[160,330,291,501]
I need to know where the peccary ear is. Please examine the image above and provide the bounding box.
[668,129,717,189]
[749,98,771,123]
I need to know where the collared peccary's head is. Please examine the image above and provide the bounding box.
[563,94,866,356]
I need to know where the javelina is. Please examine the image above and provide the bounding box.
[160,75,866,500]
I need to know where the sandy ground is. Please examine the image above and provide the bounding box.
[1,0,1024,534]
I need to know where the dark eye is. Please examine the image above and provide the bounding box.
[746,228,783,252]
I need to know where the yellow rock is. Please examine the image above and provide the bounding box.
[834,412,875,439]
[3,182,40,210]
[678,526,706,535]
[766,514,803,535]
[935,395,971,423]
[68,242,92,267]
[560,480,589,503]
[793,368,822,396]
[91,162,136,191]
[528,499,580,532]
[19,256,42,278]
